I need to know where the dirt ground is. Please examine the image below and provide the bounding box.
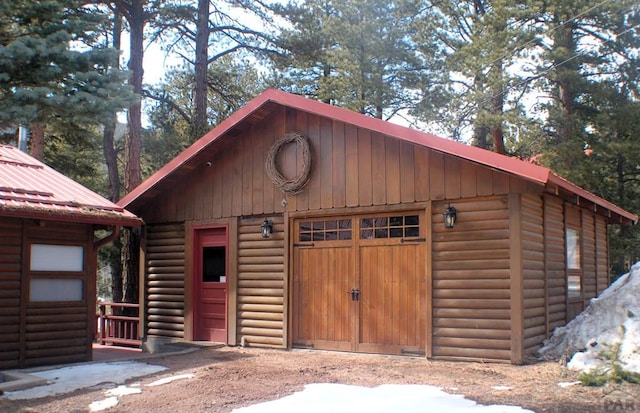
[1,346,639,413]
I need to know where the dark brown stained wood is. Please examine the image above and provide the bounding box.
[582,212,597,303]
[509,194,524,364]
[294,110,309,211]
[344,125,361,208]
[332,121,347,208]
[0,218,21,369]
[520,194,546,356]
[385,135,400,204]
[595,217,609,294]
[320,116,334,209]
[371,132,386,205]
[307,114,321,211]
[429,151,445,200]
[414,146,429,201]
[237,216,285,347]
[444,156,461,200]
[145,224,185,338]
[358,128,373,206]
[544,195,566,333]
[476,165,493,196]
[400,141,415,203]
[432,197,511,362]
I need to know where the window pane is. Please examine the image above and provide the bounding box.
[31,244,84,272]
[313,221,325,231]
[405,215,419,225]
[203,246,226,282]
[300,222,311,231]
[325,231,337,241]
[339,231,352,240]
[568,275,581,298]
[390,228,403,238]
[300,233,311,242]
[30,278,83,302]
[326,220,337,230]
[405,227,419,237]
[361,229,373,239]
[361,218,373,228]
[313,232,325,241]
[374,217,388,227]
[375,228,388,238]
[566,229,581,269]
[390,216,403,226]
[339,220,351,229]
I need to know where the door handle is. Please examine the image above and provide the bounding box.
[350,289,360,301]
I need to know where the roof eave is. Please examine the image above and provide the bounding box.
[0,208,143,227]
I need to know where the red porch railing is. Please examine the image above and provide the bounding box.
[97,302,141,347]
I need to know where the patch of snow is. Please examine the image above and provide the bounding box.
[557,381,580,388]
[231,383,533,413]
[538,262,640,374]
[146,373,195,386]
[89,396,119,412]
[106,385,143,397]
[491,386,513,391]
[3,361,166,400]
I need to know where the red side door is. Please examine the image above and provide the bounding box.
[194,227,227,342]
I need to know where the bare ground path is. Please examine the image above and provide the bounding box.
[1,346,638,412]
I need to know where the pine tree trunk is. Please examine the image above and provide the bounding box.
[125,0,144,193]
[193,0,209,138]
[104,9,122,203]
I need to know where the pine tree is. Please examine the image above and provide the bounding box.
[0,0,131,161]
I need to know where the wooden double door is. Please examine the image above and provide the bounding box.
[292,212,426,355]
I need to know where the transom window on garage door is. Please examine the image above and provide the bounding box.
[360,214,420,239]
[299,219,352,241]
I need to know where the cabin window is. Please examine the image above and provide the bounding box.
[360,215,420,239]
[30,244,84,272]
[566,227,581,298]
[299,219,352,242]
[203,246,226,283]
[30,278,84,302]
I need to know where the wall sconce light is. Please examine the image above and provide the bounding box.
[261,219,273,238]
[443,204,457,229]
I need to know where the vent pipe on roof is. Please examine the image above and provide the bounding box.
[18,125,28,152]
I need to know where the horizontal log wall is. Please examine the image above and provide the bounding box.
[237,216,285,347]
[142,106,541,224]
[146,224,186,338]
[595,216,609,295]
[544,195,566,335]
[521,194,546,355]
[0,218,22,369]
[23,221,93,367]
[24,306,88,367]
[582,212,597,304]
[431,196,512,362]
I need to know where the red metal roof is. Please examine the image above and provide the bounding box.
[0,144,141,226]
[118,88,637,223]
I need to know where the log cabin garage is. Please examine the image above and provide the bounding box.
[119,89,637,364]
[0,145,141,369]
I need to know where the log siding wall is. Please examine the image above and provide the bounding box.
[521,194,546,355]
[237,216,286,347]
[544,196,566,335]
[145,224,186,339]
[23,221,94,367]
[431,197,512,361]
[0,218,22,369]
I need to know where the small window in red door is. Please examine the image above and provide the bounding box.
[202,246,226,283]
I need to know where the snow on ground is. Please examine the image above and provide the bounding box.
[231,383,533,413]
[3,361,166,400]
[538,262,640,374]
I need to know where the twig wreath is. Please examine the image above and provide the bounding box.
[265,132,311,194]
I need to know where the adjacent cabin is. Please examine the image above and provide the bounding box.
[119,89,636,364]
[0,145,140,368]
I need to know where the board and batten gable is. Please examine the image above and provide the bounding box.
[121,90,635,364]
